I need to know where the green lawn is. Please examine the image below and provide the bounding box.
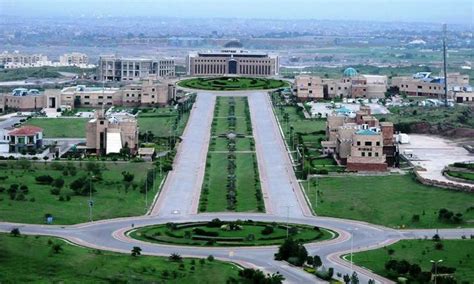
[446,171,474,182]
[178,77,289,91]
[352,239,474,283]
[302,175,474,229]
[137,107,189,137]
[0,234,240,283]
[130,220,334,247]
[25,118,88,138]
[0,161,163,224]
[200,97,263,213]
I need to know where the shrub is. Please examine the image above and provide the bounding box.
[35,175,54,184]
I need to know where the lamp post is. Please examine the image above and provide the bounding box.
[348,228,358,275]
[430,259,443,284]
[281,205,293,239]
[89,175,95,222]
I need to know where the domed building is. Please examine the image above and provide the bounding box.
[186,41,279,76]
[223,40,244,49]
[343,67,358,77]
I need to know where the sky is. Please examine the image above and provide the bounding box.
[0,0,473,24]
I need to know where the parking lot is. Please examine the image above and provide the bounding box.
[400,134,473,185]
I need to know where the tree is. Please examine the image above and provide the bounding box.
[351,272,359,284]
[274,238,308,266]
[52,178,65,189]
[313,255,323,269]
[343,274,351,284]
[131,246,142,257]
[207,255,215,262]
[10,228,20,237]
[51,243,63,254]
[169,253,183,262]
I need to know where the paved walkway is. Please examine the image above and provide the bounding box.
[150,93,215,217]
[400,134,473,188]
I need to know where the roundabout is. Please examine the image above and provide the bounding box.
[128,219,336,247]
[177,76,289,91]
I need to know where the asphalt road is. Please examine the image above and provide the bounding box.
[1,91,472,284]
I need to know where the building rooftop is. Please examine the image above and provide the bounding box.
[356,129,379,136]
[9,126,43,136]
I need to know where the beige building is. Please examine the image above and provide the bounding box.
[86,110,139,155]
[391,72,470,97]
[455,91,474,103]
[0,51,48,67]
[0,80,175,113]
[186,41,279,76]
[98,55,175,82]
[295,68,387,101]
[322,106,396,172]
[294,76,324,100]
[59,52,89,66]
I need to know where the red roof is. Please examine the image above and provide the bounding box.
[9,126,43,136]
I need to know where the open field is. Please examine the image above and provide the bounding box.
[178,77,289,91]
[303,175,474,229]
[376,105,474,132]
[137,107,190,137]
[0,161,162,224]
[130,220,334,247]
[25,118,88,138]
[352,239,474,283]
[0,234,241,283]
[199,97,264,213]
[0,66,96,82]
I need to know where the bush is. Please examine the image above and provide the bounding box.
[35,175,54,184]
[50,187,61,195]
[207,255,214,262]
[261,225,274,235]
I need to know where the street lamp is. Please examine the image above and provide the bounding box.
[430,259,443,284]
[281,205,293,239]
[348,228,358,275]
[89,174,95,222]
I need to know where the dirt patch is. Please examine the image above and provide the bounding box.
[396,122,474,138]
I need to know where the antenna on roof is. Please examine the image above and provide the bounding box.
[442,23,448,107]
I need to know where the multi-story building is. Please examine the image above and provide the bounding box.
[0,51,49,68]
[294,76,324,100]
[391,72,470,97]
[4,126,44,153]
[0,88,49,112]
[322,105,396,172]
[86,110,138,155]
[59,52,89,66]
[295,68,387,101]
[97,55,175,82]
[0,80,176,112]
[186,41,279,76]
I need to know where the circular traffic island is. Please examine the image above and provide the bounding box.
[177,77,289,91]
[128,219,335,247]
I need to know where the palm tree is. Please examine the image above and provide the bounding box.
[267,272,285,284]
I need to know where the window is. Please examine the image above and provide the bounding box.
[100,121,104,125]
[375,152,379,157]
[361,152,365,157]
[84,96,90,99]
[308,83,312,86]
[357,141,361,146]
[376,141,380,146]
[368,152,372,157]
[364,141,372,146]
